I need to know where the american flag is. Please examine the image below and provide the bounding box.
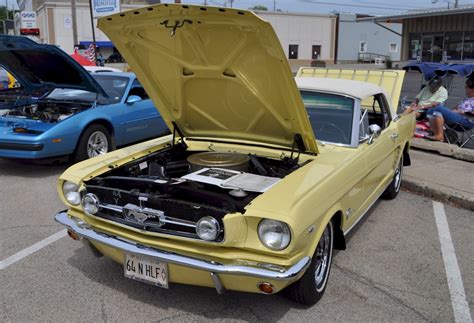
[84,43,96,64]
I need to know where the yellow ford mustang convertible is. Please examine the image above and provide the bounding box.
[55,4,415,305]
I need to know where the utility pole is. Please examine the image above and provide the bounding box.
[273,0,276,11]
[71,0,78,47]
[454,0,459,8]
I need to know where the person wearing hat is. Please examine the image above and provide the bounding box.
[426,77,474,141]
[404,77,448,118]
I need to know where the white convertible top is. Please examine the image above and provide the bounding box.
[295,77,387,100]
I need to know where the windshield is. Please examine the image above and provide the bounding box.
[45,75,129,104]
[300,90,354,145]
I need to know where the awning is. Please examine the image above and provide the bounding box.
[79,41,114,48]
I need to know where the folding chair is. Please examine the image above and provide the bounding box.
[444,115,474,148]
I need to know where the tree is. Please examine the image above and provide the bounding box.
[249,5,268,11]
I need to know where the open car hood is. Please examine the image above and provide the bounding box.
[0,36,107,97]
[98,4,318,154]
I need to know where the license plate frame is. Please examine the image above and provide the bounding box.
[124,253,169,288]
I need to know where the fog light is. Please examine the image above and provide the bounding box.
[82,193,100,215]
[257,282,274,294]
[196,216,220,241]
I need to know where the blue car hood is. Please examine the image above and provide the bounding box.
[0,35,107,97]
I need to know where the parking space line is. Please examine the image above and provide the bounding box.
[433,201,473,323]
[0,229,67,270]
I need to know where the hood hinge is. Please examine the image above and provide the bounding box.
[172,121,187,148]
[289,133,306,164]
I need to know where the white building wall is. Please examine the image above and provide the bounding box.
[257,12,336,61]
[33,6,336,61]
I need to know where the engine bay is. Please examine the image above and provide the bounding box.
[83,143,309,240]
[3,101,90,123]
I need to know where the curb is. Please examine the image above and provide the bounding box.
[402,175,474,211]
[411,138,474,162]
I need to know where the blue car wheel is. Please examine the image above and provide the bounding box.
[75,124,112,161]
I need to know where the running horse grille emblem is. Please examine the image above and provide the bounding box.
[123,203,166,226]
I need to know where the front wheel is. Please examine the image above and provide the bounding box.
[286,220,334,306]
[381,154,403,200]
[74,124,112,162]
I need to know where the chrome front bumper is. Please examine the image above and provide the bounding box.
[55,211,311,292]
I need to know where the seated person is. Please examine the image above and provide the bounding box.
[426,78,474,141]
[404,77,448,118]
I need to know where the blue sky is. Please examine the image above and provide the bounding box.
[160,0,474,16]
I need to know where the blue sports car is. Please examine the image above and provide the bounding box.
[0,36,168,161]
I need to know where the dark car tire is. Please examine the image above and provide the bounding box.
[74,124,112,162]
[381,154,403,200]
[286,220,334,306]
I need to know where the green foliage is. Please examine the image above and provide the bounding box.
[0,6,15,21]
[249,5,268,11]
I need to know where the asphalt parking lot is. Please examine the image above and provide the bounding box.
[0,158,473,322]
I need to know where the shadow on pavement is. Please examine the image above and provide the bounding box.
[67,245,299,321]
[0,158,69,178]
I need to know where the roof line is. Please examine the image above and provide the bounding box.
[358,6,474,22]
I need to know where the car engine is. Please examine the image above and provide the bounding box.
[5,101,90,123]
[82,143,308,241]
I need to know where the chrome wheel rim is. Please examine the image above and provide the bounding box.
[394,157,403,192]
[315,223,332,290]
[87,131,108,158]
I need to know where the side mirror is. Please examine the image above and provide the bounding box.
[126,95,142,105]
[367,124,382,145]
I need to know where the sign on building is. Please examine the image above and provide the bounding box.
[20,11,37,28]
[92,0,121,18]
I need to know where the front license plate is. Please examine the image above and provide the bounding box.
[124,253,169,288]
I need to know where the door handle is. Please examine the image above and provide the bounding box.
[390,133,399,142]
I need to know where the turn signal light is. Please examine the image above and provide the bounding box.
[257,282,274,294]
[67,230,80,241]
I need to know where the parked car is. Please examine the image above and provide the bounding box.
[105,52,125,63]
[54,4,415,306]
[0,35,168,161]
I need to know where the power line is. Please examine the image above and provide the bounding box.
[298,0,429,11]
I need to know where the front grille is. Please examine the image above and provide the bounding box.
[86,185,226,241]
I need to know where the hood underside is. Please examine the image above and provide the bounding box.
[98,4,318,153]
[0,36,107,97]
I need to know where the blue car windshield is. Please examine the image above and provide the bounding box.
[45,75,129,105]
[300,90,354,145]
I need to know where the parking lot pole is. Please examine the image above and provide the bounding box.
[88,0,97,63]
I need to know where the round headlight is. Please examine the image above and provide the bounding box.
[62,181,81,205]
[258,219,291,251]
[81,193,100,215]
[196,216,220,241]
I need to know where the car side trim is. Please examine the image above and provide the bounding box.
[55,211,311,282]
[0,142,44,151]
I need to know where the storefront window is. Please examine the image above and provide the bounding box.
[409,33,421,60]
[463,31,474,60]
[445,32,463,60]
